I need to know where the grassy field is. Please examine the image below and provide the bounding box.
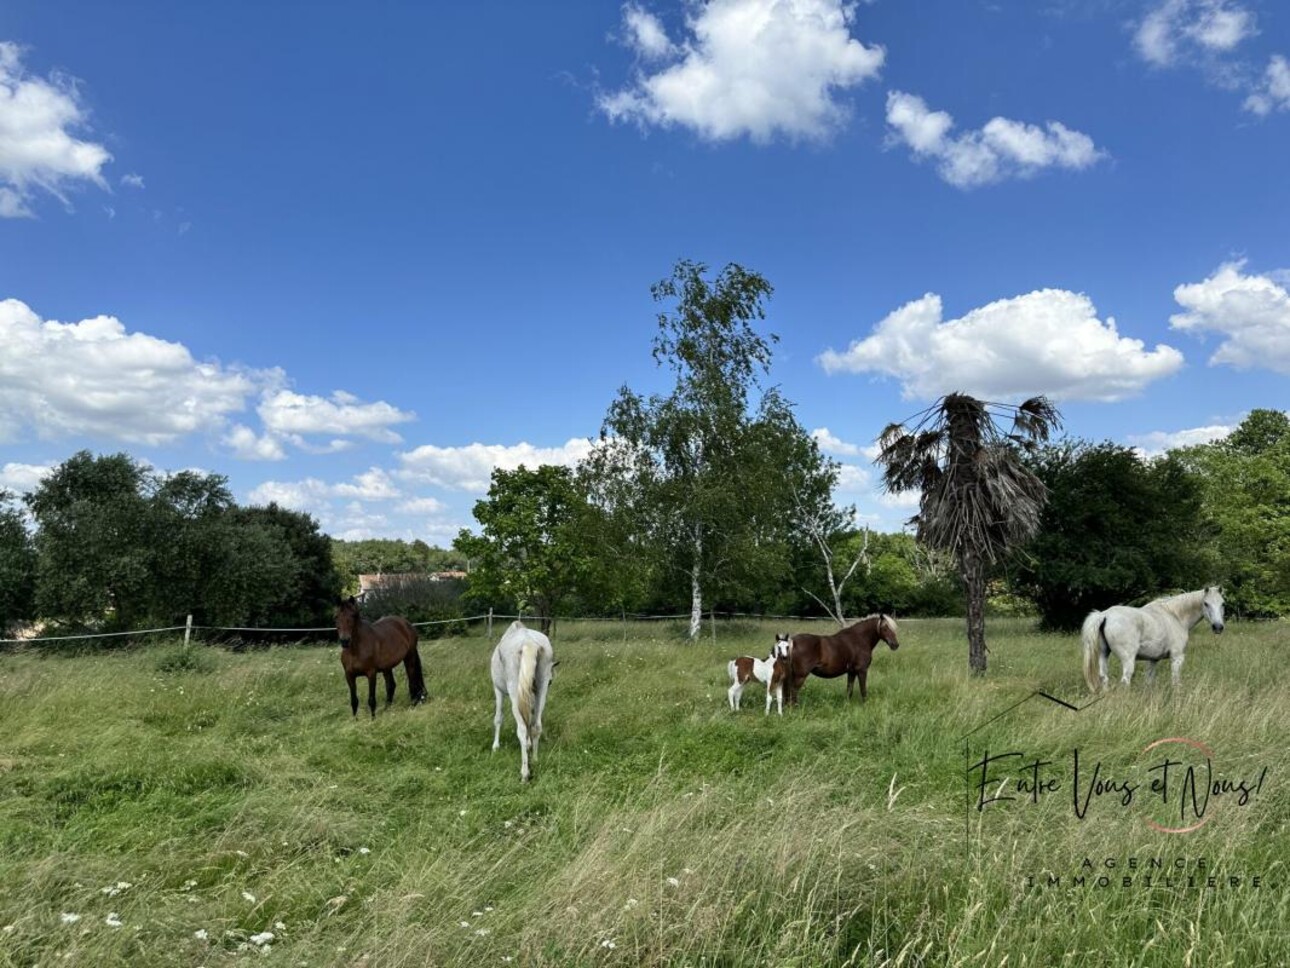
[0,617,1287,967]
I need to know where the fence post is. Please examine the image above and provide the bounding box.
[487,607,493,640]
[184,613,193,646]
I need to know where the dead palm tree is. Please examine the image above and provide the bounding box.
[877,393,1061,675]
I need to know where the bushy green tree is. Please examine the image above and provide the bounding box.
[455,464,599,632]
[1015,441,1210,630]
[26,452,154,629]
[1173,410,1290,617]
[0,490,36,632]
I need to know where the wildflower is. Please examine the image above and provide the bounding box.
[105,914,123,928]
[182,880,198,891]
[358,847,371,855]
[275,921,286,931]
[503,820,514,828]
[242,891,257,903]
[60,913,81,924]
[459,810,467,816]
[475,928,491,937]
[101,881,132,897]
[484,906,494,912]
[235,850,249,858]
[459,921,471,929]
[249,931,275,946]
[600,939,617,950]
[683,868,693,875]
[473,911,483,917]
[194,929,208,940]
[624,898,639,909]
[666,877,680,888]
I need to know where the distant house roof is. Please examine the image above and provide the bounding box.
[431,570,468,581]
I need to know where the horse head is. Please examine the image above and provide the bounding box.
[335,596,361,647]
[877,614,900,650]
[1203,586,1225,634]
[770,633,791,661]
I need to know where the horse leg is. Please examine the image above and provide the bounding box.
[383,669,396,706]
[728,681,742,711]
[367,673,378,718]
[1146,660,1158,686]
[846,671,855,701]
[347,672,359,718]
[1119,651,1136,688]
[531,674,549,763]
[491,683,505,751]
[858,668,868,702]
[515,704,532,783]
[1170,653,1185,686]
[790,673,807,707]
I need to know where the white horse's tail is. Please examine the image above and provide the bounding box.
[516,637,539,730]
[1081,612,1107,693]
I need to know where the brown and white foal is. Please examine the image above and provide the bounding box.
[727,634,792,716]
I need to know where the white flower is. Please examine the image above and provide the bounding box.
[484,906,494,912]
[625,898,639,909]
[600,939,617,949]
[666,877,680,888]
[459,921,471,929]
[358,847,371,855]
[682,868,693,875]
[249,931,275,946]
[459,810,467,816]
[194,929,208,940]
[475,928,491,936]
[60,913,81,924]
[105,914,123,928]
[182,880,197,891]
[472,911,483,917]
[235,850,249,858]
[242,891,257,903]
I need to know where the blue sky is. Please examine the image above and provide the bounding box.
[1,0,1287,541]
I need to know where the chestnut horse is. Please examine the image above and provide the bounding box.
[786,614,900,705]
[334,597,428,718]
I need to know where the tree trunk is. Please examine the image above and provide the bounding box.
[963,550,987,675]
[689,560,703,641]
[688,527,703,641]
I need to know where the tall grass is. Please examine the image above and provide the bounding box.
[0,618,1285,966]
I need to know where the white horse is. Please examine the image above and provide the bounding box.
[1081,587,1225,692]
[491,620,555,782]
[727,633,792,715]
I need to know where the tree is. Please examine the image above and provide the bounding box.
[455,464,597,632]
[878,394,1060,674]
[590,259,834,639]
[1173,409,1290,617]
[0,490,35,632]
[1015,441,1209,630]
[26,452,155,629]
[229,503,342,628]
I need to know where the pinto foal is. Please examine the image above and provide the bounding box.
[727,634,792,716]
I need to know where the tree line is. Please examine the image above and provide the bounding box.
[3,261,1286,669]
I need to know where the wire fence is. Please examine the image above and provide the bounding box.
[0,608,875,647]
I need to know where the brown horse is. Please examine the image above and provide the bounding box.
[786,614,900,705]
[334,597,428,718]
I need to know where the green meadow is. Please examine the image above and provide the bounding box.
[0,617,1286,967]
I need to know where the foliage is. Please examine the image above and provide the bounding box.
[588,259,837,638]
[455,464,600,630]
[21,452,341,634]
[332,538,465,595]
[1014,440,1210,630]
[0,489,36,631]
[1173,409,1290,617]
[358,573,468,636]
[878,394,1061,673]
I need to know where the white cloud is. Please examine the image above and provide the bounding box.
[397,496,448,515]
[223,424,287,461]
[598,0,884,143]
[249,468,403,509]
[333,468,400,500]
[1135,0,1256,67]
[879,490,920,510]
[0,298,260,444]
[885,91,1105,188]
[1170,261,1290,372]
[811,427,863,457]
[398,438,595,492]
[1244,55,1290,115]
[834,463,869,492]
[257,389,415,444]
[0,41,112,217]
[623,4,675,60]
[818,289,1184,402]
[120,172,144,189]
[1128,424,1233,457]
[0,461,54,494]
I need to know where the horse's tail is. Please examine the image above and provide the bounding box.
[406,643,428,702]
[516,637,539,731]
[1081,612,1107,693]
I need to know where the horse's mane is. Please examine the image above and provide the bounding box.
[856,613,898,632]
